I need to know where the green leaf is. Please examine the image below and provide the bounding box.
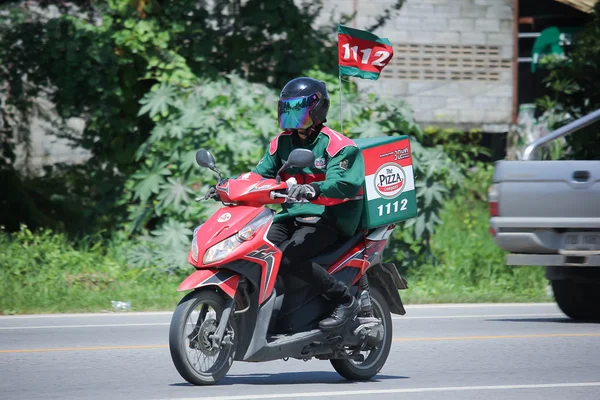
[150,125,169,141]
[167,124,186,139]
[196,112,220,130]
[177,95,206,128]
[414,215,425,238]
[221,106,237,121]
[351,120,381,138]
[127,239,157,269]
[157,178,194,212]
[127,206,153,235]
[134,140,152,161]
[132,164,172,202]
[253,114,277,134]
[180,150,198,173]
[195,81,221,102]
[151,219,193,249]
[138,83,179,118]
[425,151,448,178]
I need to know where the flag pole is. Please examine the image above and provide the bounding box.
[337,23,344,134]
[338,74,343,134]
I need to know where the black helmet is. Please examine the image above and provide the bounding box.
[277,77,330,130]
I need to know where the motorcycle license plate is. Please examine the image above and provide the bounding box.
[561,232,600,253]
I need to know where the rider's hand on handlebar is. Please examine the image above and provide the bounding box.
[203,185,220,201]
[287,184,317,201]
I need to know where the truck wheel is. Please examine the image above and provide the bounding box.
[551,279,600,321]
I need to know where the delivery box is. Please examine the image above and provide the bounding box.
[355,135,418,229]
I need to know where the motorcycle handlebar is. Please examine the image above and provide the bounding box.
[270,192,309,204]
[195,177,309,205]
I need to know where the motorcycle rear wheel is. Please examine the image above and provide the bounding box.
[169,289,237,385]
[330,286,392,381]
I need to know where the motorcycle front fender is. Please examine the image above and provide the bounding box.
[177,269,240,298]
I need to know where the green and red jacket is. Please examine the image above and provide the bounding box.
[252,126,365,236]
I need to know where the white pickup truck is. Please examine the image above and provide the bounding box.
[488,111,600,321]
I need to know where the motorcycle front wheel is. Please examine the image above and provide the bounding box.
[169,289,237,385]
[330,286,393,380]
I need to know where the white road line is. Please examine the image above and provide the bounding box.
[0,313,564,329]
[0,311,173,319]
[0,323,169,330]
[168,382,600,400]
[0,313,565,329]
[392,313,564,320]
[0,303,558,319]
[404,303,557,309]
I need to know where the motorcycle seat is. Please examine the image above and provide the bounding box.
[311,230,365,266]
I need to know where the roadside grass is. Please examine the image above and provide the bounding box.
[400,198,551,304]
[0,198,552,315]
[0,227,183,315]
[1,275,183,315]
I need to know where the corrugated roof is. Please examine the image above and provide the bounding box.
[553,0,598,13]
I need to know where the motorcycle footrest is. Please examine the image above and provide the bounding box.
[267,329,324,347]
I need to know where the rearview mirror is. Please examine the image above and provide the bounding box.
[195,149,216,169]
[287,149,315,168]
[275,149,315,183]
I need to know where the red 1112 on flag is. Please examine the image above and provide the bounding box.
[337,24,394,80]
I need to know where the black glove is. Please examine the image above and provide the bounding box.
[203,185,220,201]
[288,184,318,200]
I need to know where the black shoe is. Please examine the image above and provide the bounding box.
[319,297,360,331]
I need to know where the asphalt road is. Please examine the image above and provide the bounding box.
[1,303,599,400]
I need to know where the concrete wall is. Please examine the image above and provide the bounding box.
[320,0,514,131]
[10,97,90,174]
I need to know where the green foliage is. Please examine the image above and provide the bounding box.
[125,74,425,270]
[0,2,156,234]
[384,125,492,271]
[127,75,278,223]
[0,220,549,315]
[418,125,490,167]
[536,5,600,160]
[459,162,495,202]
[1,0,403,234]
[386,141,462,270]
[125,72,493,273]
[0,225,184,314]
[402,198,550,304]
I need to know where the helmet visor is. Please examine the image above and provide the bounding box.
[277,93,320,130]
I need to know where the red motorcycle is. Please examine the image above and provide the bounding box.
[169,148,408,385]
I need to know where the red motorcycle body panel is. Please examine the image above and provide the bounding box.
[188,190,282,304]
[184,172,391,305]
[216,173,287,207]
[197,205,264,256]
[325,237,388,285]
[241,241,282,304]
[177,269,240,298]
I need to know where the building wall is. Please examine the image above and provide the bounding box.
[320,0,514,131]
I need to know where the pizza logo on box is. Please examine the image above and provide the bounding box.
[374,162,406,198]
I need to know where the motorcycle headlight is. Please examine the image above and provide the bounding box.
[203,209,274,265]
[203,234,243,265]
[190,224,203,262]
[237,209,274,241]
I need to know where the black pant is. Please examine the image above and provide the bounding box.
[267,217,352,304]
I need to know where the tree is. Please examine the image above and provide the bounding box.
[537,4,600,160]
[1,0,409,234]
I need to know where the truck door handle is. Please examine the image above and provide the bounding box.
[573,170,590,182]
